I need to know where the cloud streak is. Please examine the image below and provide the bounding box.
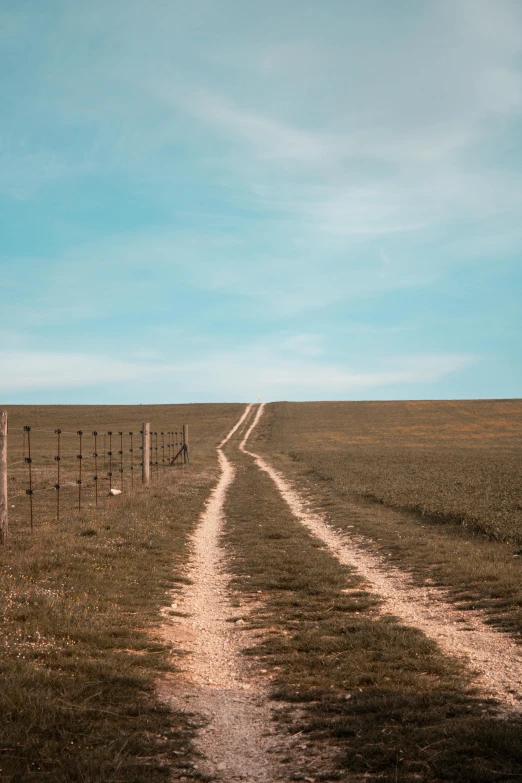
[0,348,475,401]
[184,90,341,164]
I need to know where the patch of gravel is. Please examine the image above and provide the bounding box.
[243,403,522,714]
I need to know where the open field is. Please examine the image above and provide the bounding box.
[2,400,522,781]
[223,431,522,782]
[252,401,522,640]
[257,400,522,543]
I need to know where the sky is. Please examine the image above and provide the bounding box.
[1,0,521,403]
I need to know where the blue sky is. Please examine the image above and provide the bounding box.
[1,0,521,403]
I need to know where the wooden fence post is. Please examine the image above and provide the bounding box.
[183,424,189,465]
[142,423,150,485]
[0,410,7,544]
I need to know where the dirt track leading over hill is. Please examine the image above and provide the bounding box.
[160,401,522,781]
[159,405,293,781]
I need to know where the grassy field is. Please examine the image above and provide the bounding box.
[0,403,243,782]
[223,438,522,782]
[257,400,522,543]
[253,401,522,639]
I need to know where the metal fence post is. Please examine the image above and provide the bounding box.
[142,423,150,485]
[183,424,189,465]
[0,410,7,544]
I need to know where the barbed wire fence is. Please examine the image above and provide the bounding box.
[0,412,189,544]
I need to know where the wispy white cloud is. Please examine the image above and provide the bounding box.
[297,187,429,237]
[0,224,440,332]
[0,352,144,392]
[479,65,522,115]
[449,0,522,58]
[0,347,475,401]
[184,90,340,164]
[3,0,521,230]
[280,334,323,357]
[0,132,95,200]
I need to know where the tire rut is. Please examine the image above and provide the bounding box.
[158,405,292,782]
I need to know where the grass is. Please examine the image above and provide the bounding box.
[0,403,244,782]
[4,398,522,779]
[223,443,522,782]
[256,400,522,543]
[252,401,522,640]
[3,403,243,537]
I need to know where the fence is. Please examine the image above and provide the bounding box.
[0,411,189,544]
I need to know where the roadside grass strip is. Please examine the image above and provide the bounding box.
[223,451,522,782]
[256,404,522,642]
[0,401,246,783]
[0,471,215,783]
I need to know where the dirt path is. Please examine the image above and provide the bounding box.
[242,403,522,713]
[159,405,290,782]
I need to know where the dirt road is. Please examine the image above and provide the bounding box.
[160,404,522,781]
[159,406,296,781]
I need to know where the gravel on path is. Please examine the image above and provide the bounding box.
[159,405,293,782]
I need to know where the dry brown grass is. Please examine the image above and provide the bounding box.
[0,403,243,782]
[223,441,522,783]
[257,400,522,543]
[252,401,522,639]
[2,403,242,537]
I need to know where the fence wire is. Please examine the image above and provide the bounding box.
[4,424,188,534]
